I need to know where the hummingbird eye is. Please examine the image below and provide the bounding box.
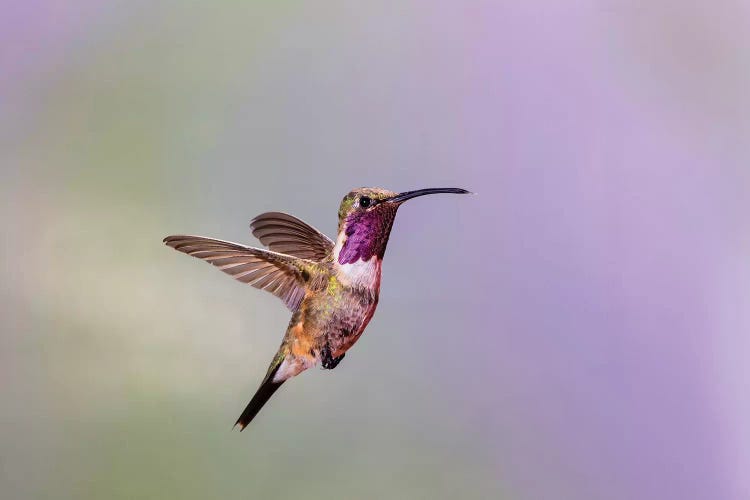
[359,196,372,208]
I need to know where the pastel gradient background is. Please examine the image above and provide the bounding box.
[2,2,748,499]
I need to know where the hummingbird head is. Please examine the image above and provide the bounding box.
[335,187,470,265]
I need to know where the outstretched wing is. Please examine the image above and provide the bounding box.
[250,212,334,262]
[163,235,313,311]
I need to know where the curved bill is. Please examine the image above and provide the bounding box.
[387,187,472,203]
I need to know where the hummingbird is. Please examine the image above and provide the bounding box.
[164,187,470,430]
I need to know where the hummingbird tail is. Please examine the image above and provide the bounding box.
[234,366,285,431]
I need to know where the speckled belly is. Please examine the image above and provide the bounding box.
[330,302,378,357]
[316,290,378,358]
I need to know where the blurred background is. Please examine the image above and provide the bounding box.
[1,2,748,499]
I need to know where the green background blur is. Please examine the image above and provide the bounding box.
[2,2,749,500]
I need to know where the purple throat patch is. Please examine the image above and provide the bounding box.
[337,209,396,265]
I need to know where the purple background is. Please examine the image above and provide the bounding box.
[1,2,748,499]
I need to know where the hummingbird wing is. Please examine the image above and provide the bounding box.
[250,212,334,261]
[163,235,314,311]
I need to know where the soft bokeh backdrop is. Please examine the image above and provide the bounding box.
[2,2,748,499]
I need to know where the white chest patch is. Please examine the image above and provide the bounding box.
[336,258,382,289]
[332,231,383,289]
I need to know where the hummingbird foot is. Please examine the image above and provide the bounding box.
[320,344,345,370]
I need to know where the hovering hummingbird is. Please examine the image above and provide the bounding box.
[164,187,470,430]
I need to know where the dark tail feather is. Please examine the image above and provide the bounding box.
[234,366,285,431]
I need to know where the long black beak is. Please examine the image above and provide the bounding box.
[387,187,471,204]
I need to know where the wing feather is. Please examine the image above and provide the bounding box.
[163,235,314,311]
[250,212,334,261]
